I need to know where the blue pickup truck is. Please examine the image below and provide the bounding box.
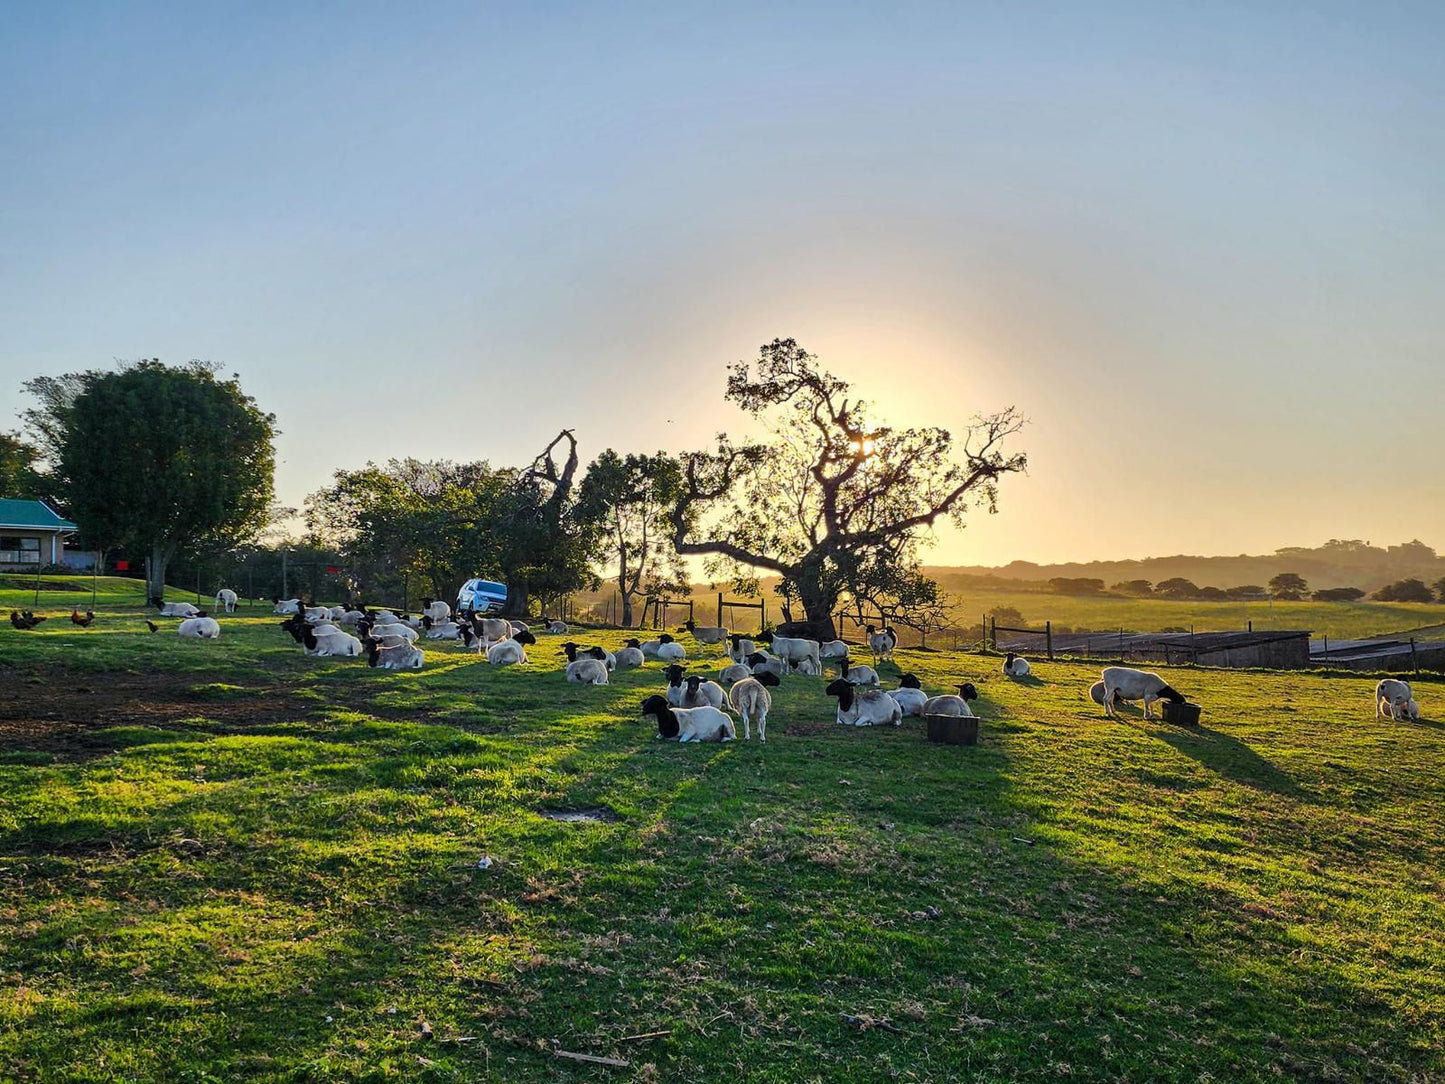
[455,578,508,614]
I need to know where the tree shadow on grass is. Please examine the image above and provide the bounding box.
[1147,722,1313,800]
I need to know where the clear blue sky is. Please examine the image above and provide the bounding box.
[2,2,1442,564]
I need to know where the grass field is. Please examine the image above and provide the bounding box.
[2,580,1443,1081]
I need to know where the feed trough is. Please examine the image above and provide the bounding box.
[925,714,979,746]
[1161,701,1202,726]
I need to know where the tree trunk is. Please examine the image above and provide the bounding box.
[620,593,635,628]
[796,576,838,641]
[505,582,530,617]
[146,541,168,605]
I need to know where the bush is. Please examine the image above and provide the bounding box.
[1373,578,1434,603]
[1312,587,1366,603]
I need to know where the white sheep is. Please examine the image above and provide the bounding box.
[1376,679,1418,721]
[746,651,787,679]
[865,624,898,662]
[272,598,301,615]
[305,626,362,657]
[615,638,646,667]
[1002,652,1031,678]
[565,658,610,685]
[363,636,423,669]
[421,597,451,622]
[729,674,778,741]
[819,639,849,661]
[369,622,419,644]
[472,616,514,647]
[214,589,238,613]
[888,673,928,717]
[922,683,979,717]
[640,695,735,742]
[509,620,530,636]
[683,619,730,648]
[756,631,822,675]
[681,674,729,710]
[663,664,690,708]
[718,662,754,685]
[423,618,462,640]
[546,619,568,634]
[486,630,536,665]
[177,616,221,639]
[641,633,686,662]
[825,678,903,727]
[338,609,366,626]
[303,605,331,623]
[1099,667,1185,719]
[843,663,881,686]
[159,601,200,617]
[727,634,757,663]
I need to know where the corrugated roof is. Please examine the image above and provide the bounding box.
[0,499,78,531]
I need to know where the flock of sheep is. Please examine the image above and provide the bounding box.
[77,591,1433,734]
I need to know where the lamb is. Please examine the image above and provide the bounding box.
[755,630,822,676]
[792,656,822,676]
[888,673,928,717]
[824,678,903,727]
[729,674,778,741]
[159,601,199,618]
[546,619,568,634]
[682,674,729,710]
[640,695,735,742]
[422,617,462,640]
[486,630,536,665]
[718,662,754,685]
[1099,667,1185,719]
[727,634,757,663]
[177,616,221,639]
[614,638,646,668]
[363,635,424,670]
[865,624,898,662]
[746,651,787,679]
[683,619,729,647]
[560,641,616,670]
[1376,679,1418,721]
[420,597,451,622]
[922,683,979,717]
[819,639,849,661]
[304,627,362,657]
[1002,652,1031,678]
[663,664,690,708]
[272,598,301,615]
[565,658,610,685]
[641,633,686,662]
[214,589,238,613]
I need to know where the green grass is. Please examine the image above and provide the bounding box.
[1,597,1443,1081]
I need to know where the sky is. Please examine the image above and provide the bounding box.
[2,1,1442,566]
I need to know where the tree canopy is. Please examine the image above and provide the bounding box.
[1373,578,1434,603]
[23,360,275,600]
[1268,572,1309,600]
[670,338,1025,636]
[0,433,46,501]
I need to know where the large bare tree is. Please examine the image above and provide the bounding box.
[670,339,1026,638]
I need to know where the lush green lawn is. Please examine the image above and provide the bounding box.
[1,590,1443,1081]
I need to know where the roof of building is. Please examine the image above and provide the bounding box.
[0,499,78,531]
[1154,630,1311,651]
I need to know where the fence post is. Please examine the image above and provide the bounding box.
[717,592,723,627]
[1248,619,1253,632]
[1046,620,1053,661]
[989,616,996,651]
[1411,637,1419,674]
[1119,627,1125,659]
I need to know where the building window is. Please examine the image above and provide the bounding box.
[0,537,42,564]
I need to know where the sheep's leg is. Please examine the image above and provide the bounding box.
[1144,694,1155,720]
[758,709,766,743]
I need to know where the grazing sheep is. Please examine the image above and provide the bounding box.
[565,658,610,685]
[177,616,221,639]
[718,662,754,685]
[363,636,424,669]
[825,678,903,727]
[1376,679,1418,721]
[214,589,238,613]
[614,638,646,668]
[746,651,787,679]
[640,695,735,742]
[682,674,729,710]
[683,619,729,647]
[865,624,898,662]
[1002,652,1031,678]
[727,634,757,663]
[272,598,301,615]
[755,630,822,675]
[546,619,568,634]
[729,674,777,741]
[487,630,536,665]
[922,683,979,717]
[1099,667,1185,719]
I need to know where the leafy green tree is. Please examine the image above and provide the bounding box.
[1435,578,1445,604]
[1373,578,1434,603]
[23,361,275,602]
[1226,585,1267,599]
[1268,572,1309,600]
[0,433,46,500]
[1312,587,1366,602]
[1111,579,1153,595]
[1049,577,1105,595]
[670,339,1026,637]
[1155,577,1200,599]
[577,449,685,627]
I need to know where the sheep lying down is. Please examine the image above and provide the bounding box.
[640,695,736,742]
